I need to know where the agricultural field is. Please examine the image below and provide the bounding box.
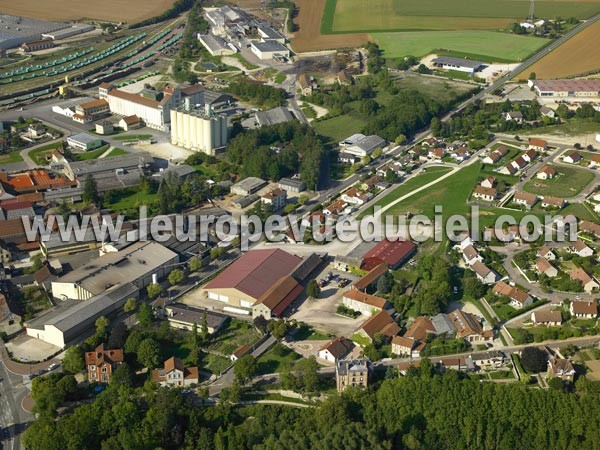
[0,0,177,23]
[323,0,600,33]
[374,30,548,61]
[523,165,595,197]
[291,0,368,53]
[518,19,600,79]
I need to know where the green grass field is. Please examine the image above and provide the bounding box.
[381,163,546,230]
[374,30,548,61]
[324,0,600,33]
[0,150,24,164]
[523,165,595,198]
[359,166,452,217]
[313,114,367,144]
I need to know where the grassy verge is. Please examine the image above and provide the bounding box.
[523,165,595,198]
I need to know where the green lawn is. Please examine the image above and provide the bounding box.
[255,343,302,375]
[207,320,261,356]
[373,30,548,61]
[380,162,544,230]
[0,150,24,164]
[324,0,600,33]
[491,302,518,322]
[313,114,367,144]
[359,166,452,217]
[105,188,158,212]
[521,119,600,137]
[71,145,110,161]
[28,141,64,166]
[106,148,128,157]
[394,72,477,104]
[523,165,594,198]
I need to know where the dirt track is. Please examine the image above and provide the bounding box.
[0,0,176,23]
[291,0,369,53]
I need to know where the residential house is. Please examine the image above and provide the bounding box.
[499,164,518,176]
[547,357,576,381]
[570,299,598,318]
[85,343,124,383]
[317,336,354,363]
[580,220,600,239]
[541,196,566,209]
[531,310,562,327]
[336,358,370,392]
[471,261,498,284]
[448,309,493,343]
[428,148,445,160]
[119,115,142,131]
[492,281,533,309]
[523,149,538,163]
[452,146,470,162]
[472,186,497,202]
[404,316,436,341]
[514,191,538,209]
[324,199,348,216]
[462,244,482,266]
[536,258,558,278]
[341,187,372,205]
[355,311,400,343]
[570,239,594,257]
[504,111,524,123]
[537,245,556,260]
[511,156,528,171]
[540,106,555,118]
[297,74,316,96]
[570,268,599,293]
[528,138,548,151]
[468,351,507,370]
[563,151,582,164]
[342,290,390,317]
[151,356,199,387]
[537,166,556,180]
[482,145,508,164]
[391,336,425,358]
[261,188,287,211]
[481,176,496,189]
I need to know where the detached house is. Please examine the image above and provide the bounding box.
[317,336,354,363]
[482,145,508,164]
[531,310,562,327]
[336,358,370,392]
[462,244,482,266]
[493,281,533,309]
[563,151,582,164]
[536,258,558,278]
[342,290,391,317]
[570,239,594,257]
[472,186,497,202]
[570,300,598,318]
[541,196,566,209]
[85,343,124,383]
[537,245,556,261]
[514,191,538,209]
[523,149,537,163]
[547,358,576,381]
[391,336,425,358]
[504,111,524,123]
[471,261,498,284]
[537,166,556,180]
[570,269,600,293]
[499,163,518,176]
[356,311,400,343]
[261,188,287,211]
[151,356,199,387]
[528,138,547,151]
[481,176,496,189]
[341,187,372,205]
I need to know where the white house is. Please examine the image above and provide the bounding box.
[317,337,354,363]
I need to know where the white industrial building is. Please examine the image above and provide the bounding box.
[170,106,228,155]
[66,132,103,151]
[51,241,178,301]
[432,56,484,75]
[198,33,236,56]
[250,40,290,60]
[529,79,600,99]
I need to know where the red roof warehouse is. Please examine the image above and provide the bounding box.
[361,238,417,271]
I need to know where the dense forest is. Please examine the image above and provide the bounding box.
[226,121,325,189]
[227,81,288,109]
[23,364,600,449]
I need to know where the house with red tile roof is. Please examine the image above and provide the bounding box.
[317,336,355,363]
[355,311,400,343]
[151,356,199,387]
[85,343,124,383]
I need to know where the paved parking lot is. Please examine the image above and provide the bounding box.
[291,265,365,337]
[5,335,61,362]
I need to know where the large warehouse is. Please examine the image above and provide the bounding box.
[25,283,139,348]
[51,241,179,301]
[0,15,70,50]
[205,250,321,318]
[530,79,600,98]
[170,107,228,155]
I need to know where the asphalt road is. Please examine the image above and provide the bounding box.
[0,352,31,450]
